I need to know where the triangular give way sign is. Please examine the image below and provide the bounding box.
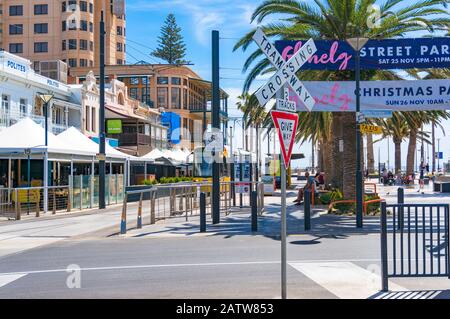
[271,110,299,169]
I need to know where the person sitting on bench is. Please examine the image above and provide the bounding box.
[294,172,314,205]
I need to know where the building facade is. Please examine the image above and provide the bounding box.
[70,70,168,156]
[71,64,229,151]
[0,0,126,77]
[0,50,81,134]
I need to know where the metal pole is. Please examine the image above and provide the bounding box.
[43,152,48,213]
[355,49,363,228]
[432,121,436,173]
[211,30,220,224]
[438,138,441,172]
[380,201,389,292]
[281,161,287,299]
[99,10,106,210]
[44,102,48,147]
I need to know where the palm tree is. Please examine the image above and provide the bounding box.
[234,0,449,198]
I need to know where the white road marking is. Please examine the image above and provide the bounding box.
[289,261,407,299]
[0,258,385,277]
[0,274,27,288]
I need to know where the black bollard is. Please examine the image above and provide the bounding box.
[304,189,311,231]
[397,187,404,229]
[200,192,206,233]
[251,191,258,232]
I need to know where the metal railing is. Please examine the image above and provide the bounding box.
[119,181,264,234]
[381,201,450,291]
[0,186,71,220]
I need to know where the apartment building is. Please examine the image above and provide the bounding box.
[0,0,126,77]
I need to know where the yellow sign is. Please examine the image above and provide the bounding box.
[360,124,382,134]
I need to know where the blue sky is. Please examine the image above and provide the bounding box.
[126,0,450,171]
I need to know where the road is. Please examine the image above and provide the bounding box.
[0,181,449,299]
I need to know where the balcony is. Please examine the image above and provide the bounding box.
[0,109,68,134]
[116,133,151,146]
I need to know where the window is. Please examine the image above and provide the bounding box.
[91,107,96,132]
[80,1,88,12]
[9,5,23,16]
[183,89,188,109]
[89,22,93,33]
[117,59,123,65]
[129,88,138,100]
[69,39,77,50]
[80,20,88,31]
[80,59,88,67]
[34,4,48,15]
[62,21,66,31]
[141,88,150,104]
[20,99,27,116]
[130,77,139,85]
[62,1,66,12]
[142,77,149,85]
[80,39,88,50]
[157,88,168,108]
[9,43,23,54]
[9,24,23,35]
[171,77,181,85]
[117,42,123,52]
[89,3,93,13]
[157,77,169,85]
[62,40,66,51]
[117,26,123,36]
[171,88,181,109]
[68,19,77,30]
[68,0,77,10]
[89,41,94,51]
[68,59,77,68]
[34,23,48,34]
[1,95,10,112]
[34,42,48,53]
[85,106,91,131]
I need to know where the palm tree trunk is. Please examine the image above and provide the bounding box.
[406,129,418,175]
[394,138,401,174]
[322,137,333,184]
[330,113,343,190]
[341,112,357,199]
[366,133,375,174]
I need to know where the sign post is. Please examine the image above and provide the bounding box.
[253,28,315,299]
[271,101,300,300]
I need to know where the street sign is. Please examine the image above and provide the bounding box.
[271,110,299,169]
[356,112,365,124]
[360,124,382,134]
[436,152,443,159]
[362,110,393,118]
[276,88,296,112]
[96,153,106,161]
[252,28,317,111]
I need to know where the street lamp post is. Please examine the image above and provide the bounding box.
[347,37,368,229]
[38,93,54,214]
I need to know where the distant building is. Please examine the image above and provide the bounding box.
[70,71,168,156]
[71,63,230,151]
[0,50,81,134]
[0,0,126,79]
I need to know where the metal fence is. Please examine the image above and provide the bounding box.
[0,186,71,220]
[381,201,450,291]
[119,181,264,234]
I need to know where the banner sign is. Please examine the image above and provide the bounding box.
[275,38,450,70]
[362,110,393,118]
[288,79,450,112]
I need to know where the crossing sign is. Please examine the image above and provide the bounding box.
[276,88,296,112]
[271,110,299,169]
[252,28,317,111]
